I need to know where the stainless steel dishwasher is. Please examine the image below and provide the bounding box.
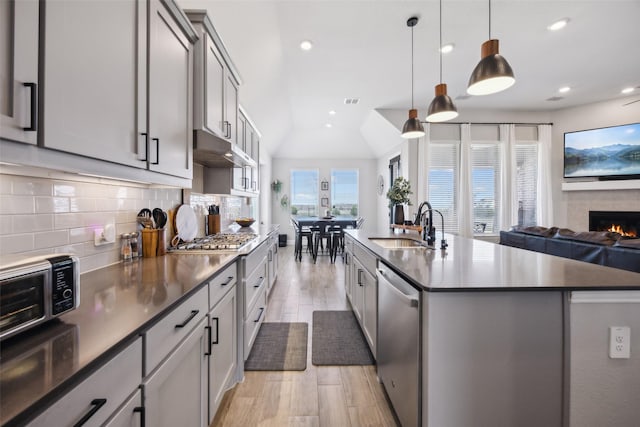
[376,262,421,427]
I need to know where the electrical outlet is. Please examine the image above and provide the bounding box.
[609,326,631,359]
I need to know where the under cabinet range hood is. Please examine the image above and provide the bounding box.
[193,130,256,168]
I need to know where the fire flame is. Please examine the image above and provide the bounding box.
[607,224,637,238]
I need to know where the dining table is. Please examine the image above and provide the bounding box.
[292,215,361,261]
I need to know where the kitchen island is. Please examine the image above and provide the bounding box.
[345,229,640,427]
[0,225,277,427]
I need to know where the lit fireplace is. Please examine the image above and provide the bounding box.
[606,224,636,237]
[589,211,639,238]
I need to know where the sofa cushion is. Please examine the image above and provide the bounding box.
[614,238,640,250]
[510,225,559,237]
[553,229,620,246]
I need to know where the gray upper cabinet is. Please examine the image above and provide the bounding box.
[147,0,194,178]
[40,0,195,179]
[189,11,240,146]
[0,0,39,145]
[42,0,144,168]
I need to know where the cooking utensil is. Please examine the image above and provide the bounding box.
[175,204,197,242]
[152,208,167,229]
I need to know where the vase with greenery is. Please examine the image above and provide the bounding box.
[386,177,412,225]
[271,179,282,194]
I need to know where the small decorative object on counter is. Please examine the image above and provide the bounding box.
[387,177,413,225]
[130,231,139,258]
[121,233,132,262]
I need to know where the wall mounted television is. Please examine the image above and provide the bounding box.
[564,122,640,179]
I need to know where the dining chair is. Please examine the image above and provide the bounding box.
[329,223,344,263]
[290,218,313,261]
[312,221,334,263]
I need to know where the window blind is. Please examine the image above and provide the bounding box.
[471,143,501,233]
[428,143,459,234]
[515,144,538,226]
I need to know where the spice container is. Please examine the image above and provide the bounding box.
[130,231,139,258]
[121,233,132,262]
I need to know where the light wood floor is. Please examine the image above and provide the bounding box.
[211,245,398,427]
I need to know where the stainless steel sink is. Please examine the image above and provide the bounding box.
[369,238,430,249]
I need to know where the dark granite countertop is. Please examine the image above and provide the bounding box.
[346,229,640,291]
[0,225,278,427]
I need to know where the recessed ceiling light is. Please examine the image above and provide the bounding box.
[329,110,336,115]
[558,86,571,93]
[300,40,313,51]
[325,123,332,128]
[547,18,569,31]
[621,87,635,94]
[440,43,454,54]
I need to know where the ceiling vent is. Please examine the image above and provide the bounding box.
[455,94,471,101]
[546,96,564,101]
[344,98,360,105]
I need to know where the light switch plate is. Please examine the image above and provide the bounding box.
[609,326,631,359]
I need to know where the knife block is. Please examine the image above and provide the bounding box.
[207,215,220,235]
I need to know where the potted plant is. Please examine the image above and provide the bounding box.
[271,179,282,194]
[386,177,412,225]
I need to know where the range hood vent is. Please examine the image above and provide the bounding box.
[193,129,256,168]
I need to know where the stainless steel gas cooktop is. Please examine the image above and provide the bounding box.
[170,233,258,252]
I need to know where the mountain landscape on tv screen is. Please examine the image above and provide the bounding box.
[564,126,640,177]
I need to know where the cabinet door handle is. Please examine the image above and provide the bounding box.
[139,132,148,161]
[211,316,219,345]
[73,398,107,427]
[227,121,232,139]
[268,250,272,261]
[133,406,145,427]
[22,82,37,131]
[151,138,159,164]
[358,269,363,286]
[175,310,199,328]
[254,307,264,322]
[253,276,265,288]
[204,325,212,355]
[221,276,234,286]
[345,253,349,265]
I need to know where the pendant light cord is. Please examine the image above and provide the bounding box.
[488,0,492,39]
[439,0,442,84]
[411,23,415,108]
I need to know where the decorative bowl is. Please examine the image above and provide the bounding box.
[235,218,255,228]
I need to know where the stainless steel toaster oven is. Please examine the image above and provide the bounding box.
[0,254,80,341]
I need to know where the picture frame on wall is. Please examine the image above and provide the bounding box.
[321,180,329,191]
[321,197,329,207]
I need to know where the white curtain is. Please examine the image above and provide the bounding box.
[536,124,554,226]
[458,124,474,238]
[498,124,517,229]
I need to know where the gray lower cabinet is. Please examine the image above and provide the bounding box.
[103,389,144,427]
[242,241,268,359]
[27,338,143,426]
[207,267,237,424]
[267,234,278,294]
[348,239,377,359]
[0,0,38,145]
[143,316,207,427]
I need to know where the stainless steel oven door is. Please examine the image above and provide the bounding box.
[0,261,51,341]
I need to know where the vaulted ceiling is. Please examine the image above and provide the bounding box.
[178,0,640,159]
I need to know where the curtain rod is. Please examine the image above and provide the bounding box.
[420,121,553,125]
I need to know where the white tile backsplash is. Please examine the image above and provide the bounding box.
[0,172,183,274]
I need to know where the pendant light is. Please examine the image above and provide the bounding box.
[401,16,426,139]
[426,0,459,122]
[467,0,515,96]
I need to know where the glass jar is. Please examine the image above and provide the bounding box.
[121,233,132,262]
[130,231,139,258]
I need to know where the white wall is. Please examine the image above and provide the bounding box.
[271,157,377,240]
[551,97,640,229]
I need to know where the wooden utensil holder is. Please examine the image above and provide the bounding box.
[142,229,158,258]
[207,214,220,235]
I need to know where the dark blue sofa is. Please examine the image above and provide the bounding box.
[499,227,640,274]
